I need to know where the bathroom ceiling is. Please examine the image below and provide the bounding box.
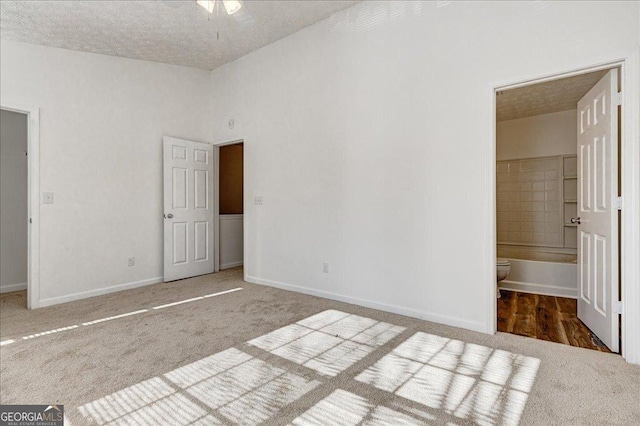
[0,0,360,70]
[496,69,609,121]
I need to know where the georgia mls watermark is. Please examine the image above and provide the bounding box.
[0,405,64,426]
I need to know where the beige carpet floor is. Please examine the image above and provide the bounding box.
[1,267,639,425]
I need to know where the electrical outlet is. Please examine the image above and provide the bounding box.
[128,257,135,267]
[322,263,329,273]
[254,196,264,206]
[42,192,54,204]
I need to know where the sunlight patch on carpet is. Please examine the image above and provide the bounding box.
[79,348,320,426]
[1,289,243,346]
[355,332,541,425]
[248,310,406,376]
[76,310,539,426]
[291,389,430,425]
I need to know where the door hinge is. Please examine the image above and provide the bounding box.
[29,218,32,224]
[613,301,623,315]
[614,196,622,210]
[615,92,623,106]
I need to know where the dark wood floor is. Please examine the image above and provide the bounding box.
[497,290,612,353]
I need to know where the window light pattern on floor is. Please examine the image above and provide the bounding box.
[0,288,243,347]
[248,310,406,376]
[355,332,540,425]
[76,310,540,426]
[77,377,212,425]
[78,348,320,426]
[165,348,320,425]
[291,389,427,426]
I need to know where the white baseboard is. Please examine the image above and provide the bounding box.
[499,280,577,299]
[0,282,27,294]
[245,275,486,333]
[38,276,164,308]
[221,261,243,270]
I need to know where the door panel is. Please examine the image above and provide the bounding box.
[194,170,208,209]
[173,222,188,265]
[576,69,619,352]
[173,167,188,209]
[194,221,209,262]
[163,136,214,282]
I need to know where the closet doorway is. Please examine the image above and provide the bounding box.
[215,141,244,271]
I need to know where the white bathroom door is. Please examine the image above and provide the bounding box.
[163,136,214,282]
[576,69,619,352]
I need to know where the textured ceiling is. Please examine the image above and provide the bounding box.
[0,0,360,70]
[496,70,608,121]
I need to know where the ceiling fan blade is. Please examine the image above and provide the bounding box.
[228,1,256,26]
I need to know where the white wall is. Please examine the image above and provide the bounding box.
[0,41,213,305]
[210,1,639,332]
[0,109,28,292]
[220,215,243,269]
[497,110,577,161]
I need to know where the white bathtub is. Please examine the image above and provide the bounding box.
[498,245,577,298]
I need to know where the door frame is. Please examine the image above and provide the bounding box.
[487,49,640,365]
[0,101,40,309]
[212,138,245,274]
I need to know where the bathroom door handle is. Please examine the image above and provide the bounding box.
[570,217,581,224]
[164,213,174,219]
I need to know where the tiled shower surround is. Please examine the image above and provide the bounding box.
[497,156,563,247]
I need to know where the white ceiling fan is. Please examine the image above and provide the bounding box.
[162,0,255,26]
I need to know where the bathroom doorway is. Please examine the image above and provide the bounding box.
[494,67,622,353]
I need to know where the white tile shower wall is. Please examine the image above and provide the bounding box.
[497,156,563,247]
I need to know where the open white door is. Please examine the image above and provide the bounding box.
[576,69,619,352]
[163,136,214,282]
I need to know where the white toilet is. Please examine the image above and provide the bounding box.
[497,258,511,298]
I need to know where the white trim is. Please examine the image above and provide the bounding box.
[488,52,640,365]
[495,61,628,92]
[0,282,27,294]
[246,275,486,333]
[213,145,221,273]
[485,84,498,335]
[0,101,40,309]
[220,261,244,270]
[38,276,163,308]
[220,214,243,220]
[499,281,577,299]
[621,48,640,365]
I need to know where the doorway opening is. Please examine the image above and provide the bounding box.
[0,104,39,310]
[0,109,28,306]
[494,68,622,353]
[216,142,244,271]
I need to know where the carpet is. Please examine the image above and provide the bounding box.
[1,267,639,425]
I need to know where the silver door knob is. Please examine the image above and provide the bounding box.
[570,217,581,224]
[165,213,174,219]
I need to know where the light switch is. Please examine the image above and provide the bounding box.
[254,196,264,206]
[42,192,54,204]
